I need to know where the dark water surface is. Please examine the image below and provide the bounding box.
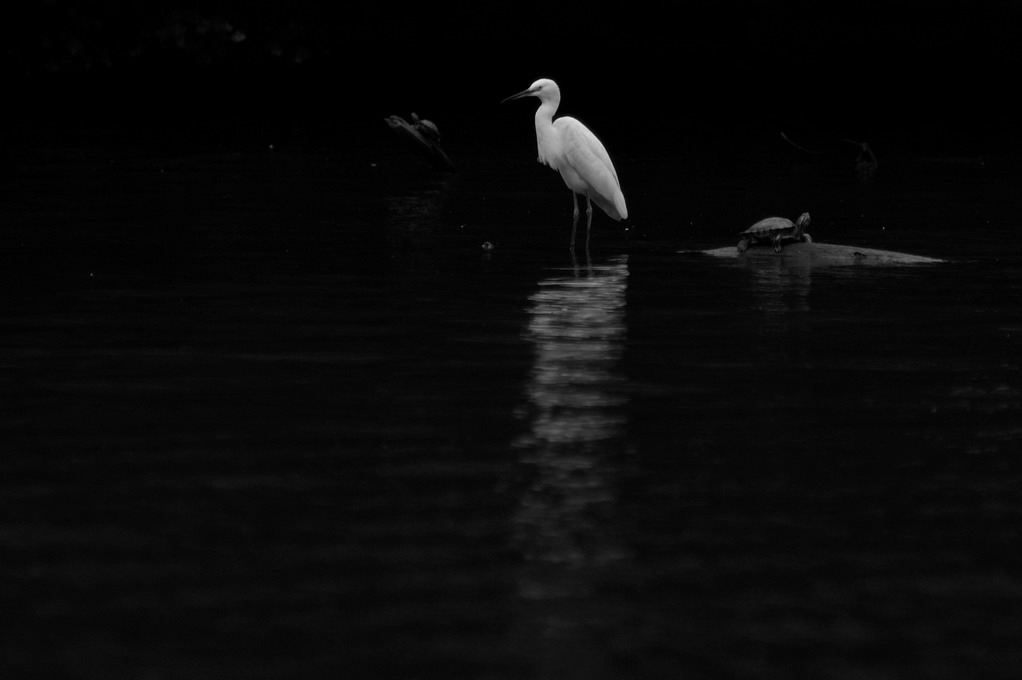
[2,126,1021,679]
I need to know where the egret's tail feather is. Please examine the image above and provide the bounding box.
[615,192,628,221]
[592,190,627,221]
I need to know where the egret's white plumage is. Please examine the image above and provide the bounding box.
[503,78,627,249]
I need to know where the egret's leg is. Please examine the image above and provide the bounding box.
[570,193,580,249]
[585,196,594,250]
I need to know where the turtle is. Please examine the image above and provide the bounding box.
[737,212,812,253]
[411,112,441,143]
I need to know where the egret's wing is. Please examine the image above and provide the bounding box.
[557,117,627,220]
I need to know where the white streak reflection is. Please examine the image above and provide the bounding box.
[525,264,629,447]
[513,254,631,600]
[510,254,632,679]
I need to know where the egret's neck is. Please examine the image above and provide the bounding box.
[533,99,559,165]
[533,98,558,129]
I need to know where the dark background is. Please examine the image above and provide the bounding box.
[4,1,1020,157]
[3,5,1021,679]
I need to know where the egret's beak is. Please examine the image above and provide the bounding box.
[501,87,535,104]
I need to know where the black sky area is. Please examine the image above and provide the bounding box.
[4,1,1020,155]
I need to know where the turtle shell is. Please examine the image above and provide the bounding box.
[411,112,441,142]
[741,216,796,237]
[736,213,811,253]
[418,119,441,142]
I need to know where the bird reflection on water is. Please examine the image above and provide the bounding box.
[519,256,630,450]
[511,254,631,678]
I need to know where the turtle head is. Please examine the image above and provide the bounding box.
[794,212,811,235]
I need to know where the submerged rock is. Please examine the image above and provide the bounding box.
[693,241,944,265]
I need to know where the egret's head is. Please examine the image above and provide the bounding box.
[502,78,560,104]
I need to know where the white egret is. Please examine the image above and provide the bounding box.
[503,78,627,249]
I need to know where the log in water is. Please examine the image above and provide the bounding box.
[693,241,945,265]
